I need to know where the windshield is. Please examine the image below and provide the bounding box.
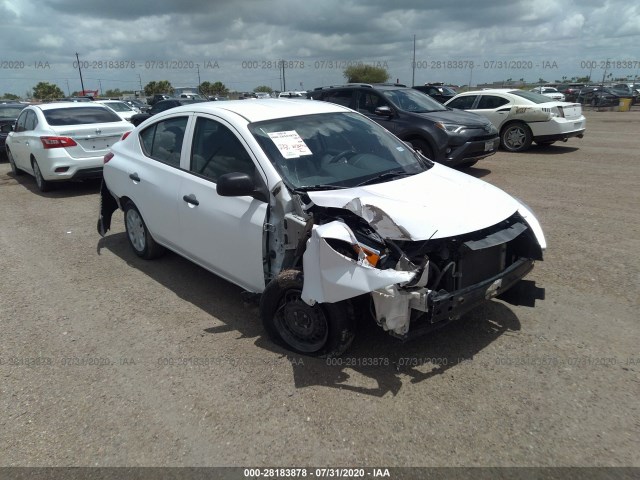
[382,89,447,112]
[0,106,24,119]
[509,90,556,104]
[249,112,431,190]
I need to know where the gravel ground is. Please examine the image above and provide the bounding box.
[0,109,638,468]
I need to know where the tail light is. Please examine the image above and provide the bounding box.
[40,136,77,149]
[121,131,131,141]
[104,152,114,164]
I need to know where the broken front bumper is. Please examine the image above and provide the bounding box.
[372,258,534,339]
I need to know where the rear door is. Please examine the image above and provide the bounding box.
[120,114,191,249]
[473,95,512,129]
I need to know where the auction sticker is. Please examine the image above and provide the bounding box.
[267,131,312,158]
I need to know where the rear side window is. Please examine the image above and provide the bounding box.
[43,107,122,125]
[321,90,353,108]
[24,110,38,130]
[140,116,189,168]
[477,96,510,109]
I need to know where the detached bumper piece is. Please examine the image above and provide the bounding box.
[97,180,118,237]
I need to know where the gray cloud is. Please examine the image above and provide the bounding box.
[0,0,637,96]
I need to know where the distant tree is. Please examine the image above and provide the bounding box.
[198,81,228,96]
[104,88,122,97]
[576,76,590,83]
[32,82,64,100]
[538,78,547,84]
[254,85,273,93]
[144,80,174,96]
[2,93,20,100]
[343,64,389,83]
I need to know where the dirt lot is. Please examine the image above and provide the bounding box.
[0,109,638,469]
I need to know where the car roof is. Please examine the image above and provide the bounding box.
[167,98,350,123]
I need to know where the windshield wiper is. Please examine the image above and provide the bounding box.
[293,184,350,193]
[354,170,414,187]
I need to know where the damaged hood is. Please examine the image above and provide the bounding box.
[307,164,520,241]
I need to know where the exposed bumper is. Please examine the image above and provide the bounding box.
[372,258,535,339]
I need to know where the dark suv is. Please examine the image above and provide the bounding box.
[308,83,499,167]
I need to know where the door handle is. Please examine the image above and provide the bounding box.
[129,173,140,182]
[183,194,199,206]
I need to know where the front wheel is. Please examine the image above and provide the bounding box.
[501,122,533,152]
[123,201,165,259]
[260,270,355,357]
[6,149,23,176]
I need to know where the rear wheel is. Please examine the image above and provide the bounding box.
[6,149,23,176]
[260,269,355,357]
[31,158,51,192]
[501,122,533,152]
[123,201,165,259]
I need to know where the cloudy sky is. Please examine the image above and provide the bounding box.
[1,0,638,97]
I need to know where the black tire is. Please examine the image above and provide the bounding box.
[31,158,51,192]
[123,201,165,259]
[500,122,533,152]
[260,269,355,357]
[6,149,23,176]
[408,138,435,160]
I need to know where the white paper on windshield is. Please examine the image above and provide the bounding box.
[267,131,312,159]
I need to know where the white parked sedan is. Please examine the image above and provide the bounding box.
[530,86,566,101]
[95,99,140,122]
[445,89,586,152]
[6,102,133,191]
[98,99,546,356]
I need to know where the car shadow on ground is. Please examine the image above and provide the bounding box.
[3,170,102,198]
[98,231,527,398]
[462,166,491,179]
[519,144,580,155]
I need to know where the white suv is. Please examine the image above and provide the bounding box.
[98,99,545,356]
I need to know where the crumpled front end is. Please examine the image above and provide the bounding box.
[300,204,544,340]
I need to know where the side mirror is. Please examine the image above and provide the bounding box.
[216,172,256,197]
[1,123,14,133]
[374,106,393,117]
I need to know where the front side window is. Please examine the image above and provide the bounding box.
[139,116,188,168]
[448,95,477,110]
[190,116,255,182]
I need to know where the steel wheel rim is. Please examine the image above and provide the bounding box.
[274,290,328,353]
[125,209,146,252]
[505,127,526,149]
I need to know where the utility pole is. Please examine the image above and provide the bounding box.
[412,34,416,87]
[196,64,201,94]
[282,60,286,91]
[66,79,70,96]
[98,79,103,96]
[75,53,85,94]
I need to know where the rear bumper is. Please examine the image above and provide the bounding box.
[37,150,105,181]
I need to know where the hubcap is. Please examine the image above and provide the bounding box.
[505,127,526,149]
[275,290,328,353]
[125,209,146,252]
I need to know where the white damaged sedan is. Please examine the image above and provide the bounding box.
[98,99,545,356]
[445,89,585,152]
